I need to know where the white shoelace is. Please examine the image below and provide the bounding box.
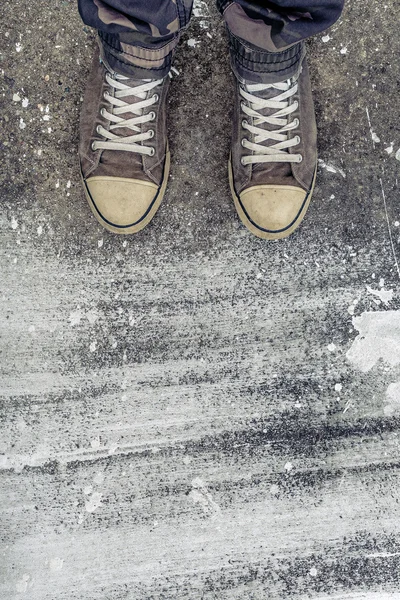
[92,72,163,155]
[240,78,302,165]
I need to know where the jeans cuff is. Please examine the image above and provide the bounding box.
[98,32,179,79]
[227,29,306,84]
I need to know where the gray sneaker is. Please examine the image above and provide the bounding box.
[79,50,170,234]
[229,58,317,240]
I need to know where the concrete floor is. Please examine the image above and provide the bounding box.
[1,0,400,598]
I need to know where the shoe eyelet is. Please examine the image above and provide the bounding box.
[293,118,299,127]
[100,108,106,117]
[242,119,248,128]
[91,142,97,152]
[241,138,247,147]
[149,147,155,157]
[297,155,303,163]
[149,111,156,121]
[240,157,246,166]
[96,125,102,134]
[295,135,301,144]
[148,129,155,139]
[153,94,159,102]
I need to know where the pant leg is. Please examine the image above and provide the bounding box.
[78,0,193,78]
[217,0,345,82]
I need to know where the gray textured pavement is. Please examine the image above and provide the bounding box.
[1,0,400,598]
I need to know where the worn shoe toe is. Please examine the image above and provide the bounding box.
[239,185,310,239]
[85,176,159,232]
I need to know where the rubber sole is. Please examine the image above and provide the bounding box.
[82,150,170,235]
[228,156,317,240]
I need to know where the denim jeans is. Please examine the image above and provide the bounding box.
[78,0,344,82]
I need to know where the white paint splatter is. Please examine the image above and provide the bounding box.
[309,567,318,577]
[68,310,82,326]
[327,343,336,352]
[19,117,26,130]
[284,462,293,472]
[187,38,200,48]
[98,239,103,249]
[55,180,60,188]
[386,381,400,405]
[189,477,220,514]
[22,97,29,108]
[49,557,64,572]
[193,0,210,17]
[89,340,97,353]
[66,180,71,189]
[12,93,21,102]
[384,381,400,415]
[15,43,23,53]
[11,216,18,230]
[16,574,29,592]
[318,159,346,178]
[346,311,400,372]
[85,491,103,513]
[347,296,360,316]
[371,131,381,143]
[366,285,393,304]
[90,437,101,449]
[366,108,380,146]
[37,225,43,236]
[334,383,343,392]
[395,148,400,161]
[340,47,348,55]
[385,143,394,155]
[321,35,330,43]
[270,484,279,495]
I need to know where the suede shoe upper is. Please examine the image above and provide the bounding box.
[79,48,170,233]
[230,56,317,239]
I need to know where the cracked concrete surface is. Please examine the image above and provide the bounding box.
[1,0,400,598]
